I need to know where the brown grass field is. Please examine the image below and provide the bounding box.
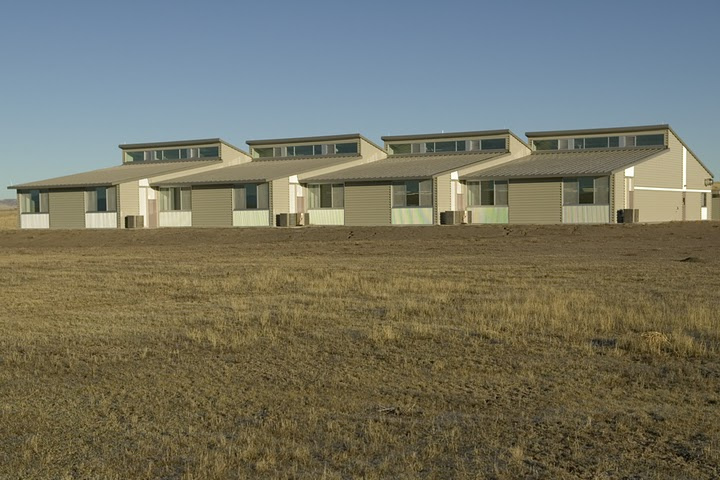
[1,209,719,478]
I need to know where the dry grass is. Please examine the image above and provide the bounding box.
[0,222,719,478]
[0,209,17,229]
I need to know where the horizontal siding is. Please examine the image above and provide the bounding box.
[49,190,85,228]
[192,186,232,227]
[435,174,452,224]
[633,190,682,222]
[20,214,50,229]
[712,195,720,220]
[508,179,561,224]
[271,178,290,217]
[685,192,702,221]
[345,182,391,226]
[118,181,140,229]
[612,173,624,223]
[685,149,710,189]
[308,209,344,225]
[634,134,680,189]
[159,211,192,227]
[562,205,610,224]
[85,212,118,228]
[469,206,508,224]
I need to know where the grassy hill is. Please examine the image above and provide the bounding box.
[0,223,718,478]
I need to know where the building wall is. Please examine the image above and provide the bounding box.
[220,144,252,166]
[611,173,624,222]
[684,148,711,189]
[271,177,290,225]
[118,181,139,229]
[685,192,702,221]
[192,185,232,227]
[49,189,85,228]
[468,206,508,224]
[634,143,680,189]
[712,194,720,220]
[434,174,452,224]
[344,182,391,226]
[508,179,561,224]
[634,190,682,222]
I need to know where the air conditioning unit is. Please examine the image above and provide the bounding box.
[440,211,470,225]
[125,215,144,228]
[617,209,639,224]
[276,213,297,227]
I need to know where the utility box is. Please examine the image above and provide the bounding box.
[440,211,471,225]
[617,209,639,224]
[125,215,144,228]
[276,213,297,227]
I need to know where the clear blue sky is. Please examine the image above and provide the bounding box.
[2,0,719,198]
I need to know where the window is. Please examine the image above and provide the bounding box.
[563,177,609,205]
[198,146,219,158]
[234,183,269,210]
[159,187,191,211]
[389,138,505,155]
[392,180,432,207]
[481,138,506,150]
[389,144,412,155]
[467,180,508,206]
[308,184,344,209]
[535,134,665,151]
[701,193,707,208]
[335,142,358,154]
[20,189,49,213]
[125,145,220,162]
[635,134,664,146]
[86,186,116,212]
[254,142,359,158]
[533,139,559,150]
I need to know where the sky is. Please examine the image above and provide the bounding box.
[1,0,719,198]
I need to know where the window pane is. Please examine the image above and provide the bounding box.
[163,149,180,160]
[308,185,319,209]
[411,143,423,154]
[199,146,219,158]
[495,181,508,206]
[245,184,258,209]
[594,177,609,205]
[425,142,435,153]
[335,142,358,154]
[320,184,332,208]
[405,181,420,206]
[126,152,145,162]
[574,138,584,149]
[636,134,664,146]
[294,145,314,156]
[534,139,558,150]
[467,182,481,206]
[313,145,323,155]
[481,138,506,150]
[456,141,467,152]
[96,187,107,212]
[578,177,594,204]
[609,136,620,148]
[258,183,269,209]
[181,188,192,210]
[40,191,49,213]
[254,148,274,158]
[563,178,579,205]
[392,182,406,207]
[153,151,163,160]
[419,180,432,207]
[30,190,40,212]
[558,139,569,150]
[435,141,456,152]
[584,137,609,149]
[332,184,344,208]
[480,180,495,206]
[470,140,480,151]
[173,188,182,210]
[106,186,117,211]
[234,186,246,210]
[390,144,411,155]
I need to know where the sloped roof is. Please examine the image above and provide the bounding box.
[152,156,362,185]
[9,160,221,189]
[306,151,507,182]
[462,147,666,179]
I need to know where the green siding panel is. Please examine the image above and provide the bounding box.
[49,190,85,228]
[192,186,232,227]
[508,179,561,224]
[345,182,391,226]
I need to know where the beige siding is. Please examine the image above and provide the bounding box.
[118,181,139,228]
[271,177,290,223]
[634,190,682,222]
[634,136,681,189]
[685,149,711,189]
[192,186,232,227]
[611,173,624,223]
[345,182,391,226]
[359,138,388,163]
[49,190,85,228]
[685,192,702,221]
[712,194,720,220]
[507,133,532,158]
[220,143,252,166]
[508,179,561,224]
[434,174,452,224]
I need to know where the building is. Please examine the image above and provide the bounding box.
[151,134,386,227]
[304,130,530,226]
[461,125,713,224]
[11,139,249,229]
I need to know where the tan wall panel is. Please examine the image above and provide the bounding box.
[271,177,290,219]
[685,149,711,189]
[612,173,624,223]
[345,182,391,226]
[49,190,85,228]
[634,135,681,189]
[118,181,139,228]
[434,174,452,224]
[712,195,720,220]
[634,190,682,222]
[192,186,232,227]
[508,179,561,224]
[685,192,702,221]
[221,143,251,166]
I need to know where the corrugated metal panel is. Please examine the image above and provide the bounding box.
[49,190,85,228]
[391,207,433,225]
[345,182,391,226]
[308,152,505,182]
[685,193,702,221]
[271,178,290,219]
[435,174,452,224]
[11,161,221,189]
[508,179,561,224]
[634,190,682,222]
[308,209,344,225]
[634,138,680,189]
[466,148,665,179]
[85,212,118,228]
[118,181,139,229]
[562,205,610,224]
[20,214,50,229]
[468,207,508,224]
[191,186,232,227]
[233,210,271,227]
[159,211,192,227]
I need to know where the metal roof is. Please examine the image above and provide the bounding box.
[461,147,666,179]
[525,124,670,137]
[306,151,507,182]
[152,156,362,185]
[9,160,221,189]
